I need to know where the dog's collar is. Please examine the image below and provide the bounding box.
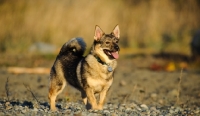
[94,56,113,72]
[95,56,106,65]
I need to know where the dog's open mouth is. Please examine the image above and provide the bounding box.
[103,49,119,59]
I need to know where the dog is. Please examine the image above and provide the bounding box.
[48,25,120,110]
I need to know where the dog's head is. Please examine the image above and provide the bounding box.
[92,25,120,63]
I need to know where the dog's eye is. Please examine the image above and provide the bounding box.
[105,42,110,44]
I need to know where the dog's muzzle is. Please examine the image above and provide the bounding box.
[103,49,119,59]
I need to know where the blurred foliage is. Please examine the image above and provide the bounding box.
[0,0,200,55]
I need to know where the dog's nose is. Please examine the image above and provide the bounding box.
[114,45,119,51]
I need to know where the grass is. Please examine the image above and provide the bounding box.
[0,0,199,55]
[176,68,183,105]
[5,77,10,101]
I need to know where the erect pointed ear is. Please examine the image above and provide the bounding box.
[94,25,104,41]
[112,25,120,38]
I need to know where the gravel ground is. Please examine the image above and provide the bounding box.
[0,58,200,115]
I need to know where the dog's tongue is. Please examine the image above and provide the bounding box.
[111,52,119,59]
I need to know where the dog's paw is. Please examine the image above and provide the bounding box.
[92,105,103,110]
[50,107,58,112]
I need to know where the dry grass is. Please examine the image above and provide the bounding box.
[5,77,10,101]
[176,68,183,105]
[0,0,200,55]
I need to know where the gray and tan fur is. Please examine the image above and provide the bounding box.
[48,25,120,110]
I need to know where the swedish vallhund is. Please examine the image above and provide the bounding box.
[48,25,120,110]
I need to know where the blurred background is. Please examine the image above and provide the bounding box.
[0,0,200,70]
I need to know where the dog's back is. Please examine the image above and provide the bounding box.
[51,37,86,89]
[49,38,86,111]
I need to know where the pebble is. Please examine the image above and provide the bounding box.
[21,109,26,114]
[140,104,149,110]
[119,80,127,86]
[103,110,110,115]
[151,93,157,100]
[0,100,199,115]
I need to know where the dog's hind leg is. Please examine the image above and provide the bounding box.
[81,91,92,109]
[81,91,87,105]
[48,77,66,111]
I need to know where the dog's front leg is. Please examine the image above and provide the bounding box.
[98,88,108,110]
[85,88,98,109]
[98,79,113,110]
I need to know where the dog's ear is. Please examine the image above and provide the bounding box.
[112,25,120,39]
[94,25,104,41]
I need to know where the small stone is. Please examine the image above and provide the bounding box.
[14,106,19,111]
[119,80,127,86]
[195,110,199,114]
[151,93,157,100]
[120,104,126,107]
[103,105,108,109]
[125,108,132,114]
[112,104,118,109]
[118,106,124,112]
[103,110,110,115]
[158,99,164,104]
[33,108,38,112]
[21,109,26,114]
[169,89,178,97]
[135,106,142,111]
[140,104,149,110]
[109,107,114,111]
[81,111,88,116]
[5,102,10,106]
[44,109,48,113]
[6,106,12,110]
[87,113,98,116]
[91,110,98,113]
[169,109,174,114]
[150,106,157,111]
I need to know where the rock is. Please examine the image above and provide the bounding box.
[151,93,157,101]
[169,89,178,97]
[33,108,38,112]
[103,110,110,115]
[21,109,26,114]
[158,99,164,104]
[118,106,124,112]
[103,105,108,109]
[6,105,12,110]
[120,103,126,107]
[135,105,142,111]
[128,103,137,109]
[140,104,149,110]
[80,111,88,116]
[119,80,127,86]
[125,107,132,114]
[5,102,10,106]
[0,100,198,115]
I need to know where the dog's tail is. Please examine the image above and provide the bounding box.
[59,37,86,57]
[53,37,86,89]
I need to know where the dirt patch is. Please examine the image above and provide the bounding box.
[0,58,199,109]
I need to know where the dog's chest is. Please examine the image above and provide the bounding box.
[83,55,116,92]
[87,77,113,93]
